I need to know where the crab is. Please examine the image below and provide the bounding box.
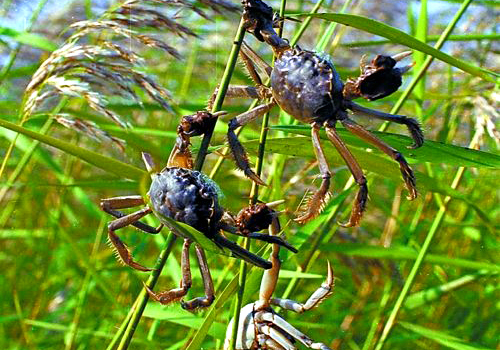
[225,203,334,350]
[214,0,424,226]
[100,112,297,310]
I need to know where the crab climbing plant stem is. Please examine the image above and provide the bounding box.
[229,1,291,347]
[194,17,247,171]
[112,17,248,350]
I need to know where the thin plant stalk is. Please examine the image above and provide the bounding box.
[382,0,473,125]
[0,0,50,180]
[115,233,177,350]
[113,14,248,350]
[373,130,481,350]
[0,96,68,204]
[228,0,288,342]
[209,0,325,180]
[194,18,247,171]
[65,207,106,350]
[0,0,49,84]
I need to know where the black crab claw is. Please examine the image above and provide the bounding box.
[344,52,414,101]
[241,0,289,50]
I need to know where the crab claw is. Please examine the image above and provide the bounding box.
[391,50,412,62]
[142,152,156,176]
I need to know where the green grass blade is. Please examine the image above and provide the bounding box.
[159,216,229,256]
[293,13,497,82]
[399,322,495,350]
[0,26,57,51]
[0,118,146,180]
[269,125,500,168]
[320,243,500,272]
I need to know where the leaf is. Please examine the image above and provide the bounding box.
[270,125,500,169]
[159,216,230,256]
[0,118,146,180]
[143,304,227,340]
[291,13,497,82]
[0,26,57,51]
[399,322,495,350]
[320,243,500,272]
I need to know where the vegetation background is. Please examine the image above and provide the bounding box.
[0,0,498,349]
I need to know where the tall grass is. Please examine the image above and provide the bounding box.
[0,0,498,349]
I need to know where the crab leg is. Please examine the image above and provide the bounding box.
[100,195,163,234]
[257,216,282,308]
[228,101,276,185]
[257,335,287,350]
[295,123,332,223]
[220,223,296,253]
[181,244,216,309]
[257,314,332,350]
[270,261,334,313]
[324,125,368,227]
[258,324,294,349]
[241,41,273,79]
[145,239,193,304]
[347,101,424,148]
[340,117,417,200]
[106,206,156,271]
[207,84,271,110]
[212,234,272,269]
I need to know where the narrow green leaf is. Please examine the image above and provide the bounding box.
[404,271,497,309]
[0,118,146,180]
[159,216,230,256]
[270,125,500,168]
[143,304,226,340]
[321,243,500,272]
[399,322,495,350]
[0,26,57,51]
[292,13,497,82]
[342,33,500,48]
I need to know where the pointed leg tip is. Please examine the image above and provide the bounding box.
[337,219,359,228]
[248,172,267,186]
[326,261,334,285]
[392,51,412,61]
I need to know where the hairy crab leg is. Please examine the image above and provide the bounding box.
[340,117,417,200]
[208,85,270,111]
[228,101,276,185]
[270,261,334,313]
[241,41,273,78]
[145,239,193,304]
[106,206,156,271]
[346,101,424,149]
[295,123,332,223]
[181,244,216,309]
[324,125,368,227]
[100,195,163,233]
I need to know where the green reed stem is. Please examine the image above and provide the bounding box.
[228,0,288,343]
[114,15,247,350]
[115,234,177,350]
[194,18,246,171]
